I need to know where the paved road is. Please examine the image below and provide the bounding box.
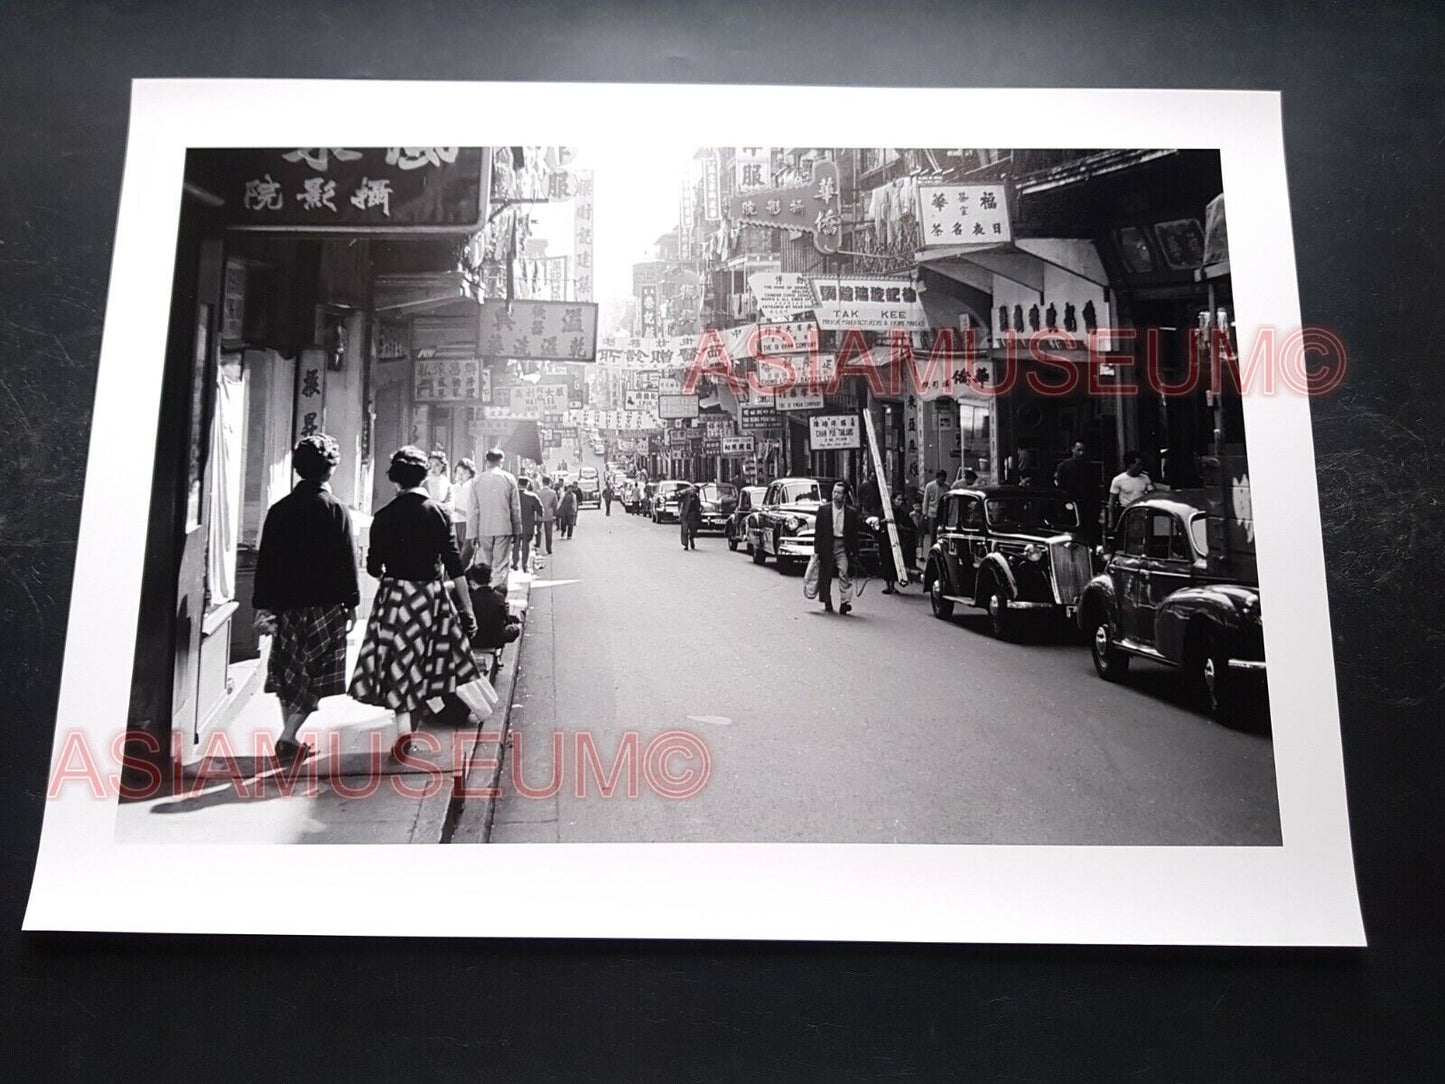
[476,499,1281,845]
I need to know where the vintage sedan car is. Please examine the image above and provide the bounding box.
[746,477,879,572]
[695,481,738,533]
[576,466,601,508]
[923,485,1093,639]
[726,486,768,552]
[650,479,689,523]
[1077,493,1267,725]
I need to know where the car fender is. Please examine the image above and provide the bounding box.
[924,549,947,593]
[1155,583,1259,663]
[1078,574,1119,632]
[976,551,1017,603]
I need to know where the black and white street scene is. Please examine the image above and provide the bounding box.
[114,144,1279,845]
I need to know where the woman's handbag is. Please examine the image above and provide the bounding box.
[802,554,821,600]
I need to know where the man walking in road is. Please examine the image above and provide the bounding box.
[515,477,543,573]
[466,448,522,595]
[603,480,615,516]
[814,480,862,615]
[677,482,701,550]
[1054,440,1100,544]
[535,474,559,553]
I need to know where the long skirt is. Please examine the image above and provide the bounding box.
[265,604,350,716]
[349,577,481,713]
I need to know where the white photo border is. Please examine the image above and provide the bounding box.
[24,80,1364,945]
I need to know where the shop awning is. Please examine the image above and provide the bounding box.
[918,238,1110,292]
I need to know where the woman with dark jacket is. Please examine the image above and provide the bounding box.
[253,434,360,764]
[349,446,480,754]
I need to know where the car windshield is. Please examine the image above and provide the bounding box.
[782,481,825,504]
[984,496,1079,532]
[701,483,737,501]
[579,468,597,478]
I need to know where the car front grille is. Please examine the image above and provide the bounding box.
[1049,539,1093,605]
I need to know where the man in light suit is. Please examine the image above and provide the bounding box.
[813,480,863,615]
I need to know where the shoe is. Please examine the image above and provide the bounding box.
[275,738,313,765]
[822,602,834,612]
[840,602,852,615]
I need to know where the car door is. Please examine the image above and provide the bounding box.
[933,494,963,592]
[756,483,780,550]
[1114,508,1152,642]
[956,494,986,596]
[1137,510,1193,648]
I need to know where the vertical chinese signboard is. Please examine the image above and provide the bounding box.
[293,347,327,442]
[917,183,1011,246]
[702,151,722,221]
[573,169,594,301]
[639,285,659,336]
[200,147,490,231]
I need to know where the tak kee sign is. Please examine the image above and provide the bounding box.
[728,160,842,255]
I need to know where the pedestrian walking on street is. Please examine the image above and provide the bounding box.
[921,469,948,561]
[252,434,360,765]
[516,477,543,572]
[603,481,614,516]
[677,482,701,549]
[425,450,454,517]
[1107,450,1156,531]
[350,446,480,756]
[451,457,476,558]
[814,480,862,615]
[1054,440,1101,544]
[536,474,558,553]
[881,492,917,595]
[558,482,579,539]
[465,448,522,595]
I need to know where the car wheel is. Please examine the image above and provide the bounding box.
[751,536,767,564]
[928,573,955,620]
[1196,629,1264,727]
[727,531,739,552]
[1090,615,1130,681]
[986,582,1017,641]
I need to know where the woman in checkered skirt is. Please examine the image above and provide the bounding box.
[252,434,361,765]
[349,446,481,755]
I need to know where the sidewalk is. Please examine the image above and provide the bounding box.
[114,567,534,845]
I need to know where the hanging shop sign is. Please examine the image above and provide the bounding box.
[639,285,659,336]
[809,275,928,331]
[208,147,489,232]
[721,435,755,456]
[414,357,484,402]
[703,417,735,438]
[748,272,816,322]
[293,347,327,441]
[623,389,660,412]
[809,413,862,451]
[702,438,722,456]
[478,300,598,362]
[728,160,842,255]
[544,255,569,301]
[573,170,594,300]
[771,387,826,411]
[917,182,1011,246]
[741,404,783,431]
[657,394,701,420]
[702,151,722,221]
[733,146,772,191]
[754,352,837,388]
[509,383,570,418]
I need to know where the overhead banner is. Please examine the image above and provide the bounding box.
[809,413,862,450]
[657,394,700,420]
[572,170,594,300]
[917,182,1012,246]
[202,147,490,231]
[728,159,841,255]
[479,300,599,361]
[748,272,815,321]
[808,275,928,331]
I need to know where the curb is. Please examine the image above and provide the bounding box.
[420,573,532,843]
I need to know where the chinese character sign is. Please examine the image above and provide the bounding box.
[748,273,815,322]
[917,183,1011,246]
[727,160,842,255]
[414,357,484,402]
[207,147,488,229]
[721,435,755,456]
[573,169,594,301]
[734,146,771,191]
[639,286,659,336]
[809,414,861,451]
[740,404,782,431]
[657,394,700,420]
[293,348,327,442]
[808,276,929,331]
[478,300,598,362]
[703,152,722,221]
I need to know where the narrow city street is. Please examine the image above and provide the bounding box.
[474,498,1282,845]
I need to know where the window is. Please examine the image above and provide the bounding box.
[1123,510,1148,556]
[960,496,984,531]
[939,497,960,531]
[1145,512,1175,560]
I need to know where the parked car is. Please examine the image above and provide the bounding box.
[746,477,879,572]
[650,480,689,523]
[923,485,1093,639]
[726,486,768,552]
[1077,493,1267,725]
[695,481,738,533]
[576,466,601,507]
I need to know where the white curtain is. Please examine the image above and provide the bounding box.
[207,359,246,603]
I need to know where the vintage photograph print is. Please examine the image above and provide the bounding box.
[26,83,1361,943]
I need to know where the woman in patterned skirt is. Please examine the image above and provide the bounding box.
[253,434,360,764]
[350,446,480,755]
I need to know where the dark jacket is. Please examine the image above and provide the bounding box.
[678,488,702,526]
[253,481,360,610]
[519,489,543,532]
[813,501,862,566]
[467,576,520,649]
[366,490,465,582]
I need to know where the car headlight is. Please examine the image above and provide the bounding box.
[1022,543,1045,562]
